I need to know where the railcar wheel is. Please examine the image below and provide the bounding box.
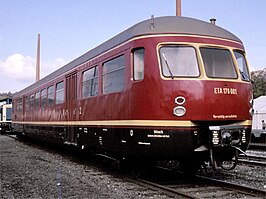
[129,167,143,178]
[217,150,238,170]
[179,159,202,175]
[125,158,156,178]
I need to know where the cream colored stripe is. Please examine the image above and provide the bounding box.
[12,119,252,127]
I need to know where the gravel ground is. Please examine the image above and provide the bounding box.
[197,150,266,191]
[1,135,265,198]
[0,135,171,199]
[198,164,266,190]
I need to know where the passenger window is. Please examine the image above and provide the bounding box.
[82,66,98,98]
[25,96,30,111]
[233,51,250,81]
[56,81,65,104]
[29,94,34,110]
[17,98,23,112]
[47,86,55,106]
[41,89,46,108]
[35,92,40,109]
[103,55,125,94]
[133,48,144,81]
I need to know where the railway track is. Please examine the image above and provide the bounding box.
[4,134,265,198]
[129,167,266,199]
[239,153,266,166]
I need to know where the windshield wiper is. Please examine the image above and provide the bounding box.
[239,70,250,81]
[162,53,174,79]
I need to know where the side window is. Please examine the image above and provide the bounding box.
[29,94,34,110]
[233,51,250,81]
[41,88,47,108]
[47,85,55,106]
[17,98,22,112]
[133,48,144,81]
[25,96,30,111]
[82,66,98,98]
[35,92,40,109]
[15,99,19,112]
[56,81,65,104]
[103,55,125,94]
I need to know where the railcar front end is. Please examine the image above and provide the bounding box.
[0,103,13,134]
[132,34,253,171]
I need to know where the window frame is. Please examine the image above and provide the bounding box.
[159,45,200,78]
[41,88,47,108]
[25,96,30,111]
[133,48,145,81]
[82,66,99,98]
[200,47,238,79]
[47,85,55,106]
[35,91,40,109]
[29,94,34,110]
[102,55,125,94]
[55,81,65,104]
[233,50,250,81]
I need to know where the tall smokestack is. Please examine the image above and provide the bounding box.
[176,0,181,16]
[36,33,40,82]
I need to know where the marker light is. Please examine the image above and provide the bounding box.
[175,96,186,105]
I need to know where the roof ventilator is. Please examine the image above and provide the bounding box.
[210,18,216,25]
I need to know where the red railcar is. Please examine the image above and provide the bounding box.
[12,16,253,171]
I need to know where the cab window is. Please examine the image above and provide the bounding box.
[200,47,237,79]
[159,45,199,78]
[233,51,250,81]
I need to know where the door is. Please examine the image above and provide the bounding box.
[65,72,78,145]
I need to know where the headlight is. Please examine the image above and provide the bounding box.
[173,106,186,117]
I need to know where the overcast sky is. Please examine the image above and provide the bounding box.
[1,0,265,93]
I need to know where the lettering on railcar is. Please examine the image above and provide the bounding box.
[214,88,238,95]
[213,115,237,119]
[147,134,170,138]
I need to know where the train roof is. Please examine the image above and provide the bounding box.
[0,98,12,104]
[14,16,242,97]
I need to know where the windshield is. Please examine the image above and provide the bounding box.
[200,47,237,79]
[159,46,199,78]
[233,51,250,81]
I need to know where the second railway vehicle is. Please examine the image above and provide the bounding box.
[12,16,253,171]
[0,98,12,134]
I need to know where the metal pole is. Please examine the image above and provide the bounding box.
[36,33,40,82]
[176,0,181,16]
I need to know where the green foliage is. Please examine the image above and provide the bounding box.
[251,69,266,99]
[252,76,266,98]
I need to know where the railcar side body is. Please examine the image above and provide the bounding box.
[12,16,253,171]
